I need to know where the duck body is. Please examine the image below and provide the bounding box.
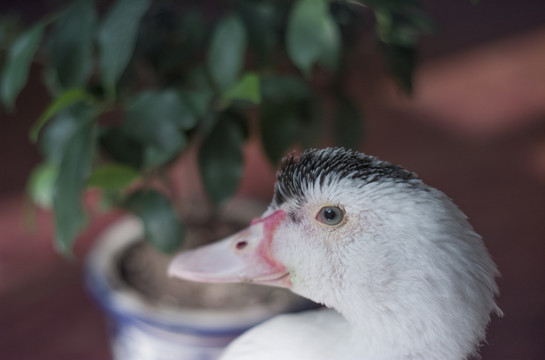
[169,148,500,360]
[222,309,352,360]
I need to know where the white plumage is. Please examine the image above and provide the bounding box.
[169,148,500,360]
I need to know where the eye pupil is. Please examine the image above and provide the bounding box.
[324,208,336,220]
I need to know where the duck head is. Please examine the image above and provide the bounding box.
[169,148,500,359]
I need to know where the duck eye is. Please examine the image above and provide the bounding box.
[316,206,344,226]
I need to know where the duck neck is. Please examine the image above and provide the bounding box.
[331,293,440,360]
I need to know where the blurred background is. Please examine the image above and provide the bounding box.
[1,0,544,359]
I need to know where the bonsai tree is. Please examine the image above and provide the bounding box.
[0,0,430,254]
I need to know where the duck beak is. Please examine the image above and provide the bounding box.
[168,210,292,288]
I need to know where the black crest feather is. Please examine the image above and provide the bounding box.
[273,148,417,206]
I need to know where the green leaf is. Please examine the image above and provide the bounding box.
[287,0,340,75]
[123,90,190,167]
[87,164,139,191]
[41,66,63,97]
[38,111,79,165]
[97,0,152,98]
[317,14,341,71]
[183,89,213,119]
[238,0,280,64]
[259,101,300,164]
[260,76,311,103]
[373,5,431,93]
[143,142,185,169]
[50,0,96,89]
[207,15,247,92]
[99,127,144,169]
[375,8,433,47]
[30,88,95,142]
[1,23,44,109]
[53,113,96,254]
[335,95,363,150]
[199,113,245,205]
[287,0,325,76]
[27,163,58,209]
[128,89,197,130]
[124,189,184,253]
[224,72,261,104]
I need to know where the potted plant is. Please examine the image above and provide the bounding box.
[0,0,429,358]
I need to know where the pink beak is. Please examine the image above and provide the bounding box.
[168,210,292,288]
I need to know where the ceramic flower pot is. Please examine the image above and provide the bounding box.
[86,213,310,360]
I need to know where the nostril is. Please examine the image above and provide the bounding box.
[236,241,248,250]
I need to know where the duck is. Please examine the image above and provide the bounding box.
[168,147,501,360]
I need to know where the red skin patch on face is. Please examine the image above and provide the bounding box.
[255,210,289,274]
